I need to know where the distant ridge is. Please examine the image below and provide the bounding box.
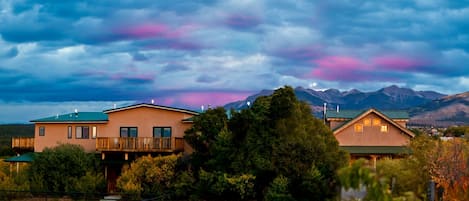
[409,92,469,127]
[224,85,469,126]
[225,85,445,112]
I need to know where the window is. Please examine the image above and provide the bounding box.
[92,126,97,139]
[39,126,45,136]
[153,127,172,137]
[381,125,388,132]
[76,126,89,139]
[354,124,363,133]
[372,118,381,126]
[364,118,371,126]
[68,126,72,139]
[120,127,138,137]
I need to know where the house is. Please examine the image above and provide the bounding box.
[325,108,415,167]
[12,103,198,192]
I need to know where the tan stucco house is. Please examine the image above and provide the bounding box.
[13,103,198,192]
[325,108,415,166]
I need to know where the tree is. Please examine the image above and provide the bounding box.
[116,154,195,200]
[186,86,348,200]
[28,144,105,194]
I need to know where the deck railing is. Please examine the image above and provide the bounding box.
[96,137,184,152]
[11,137,34,150]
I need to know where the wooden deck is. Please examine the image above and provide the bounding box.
[11,137,34,151]
[96,137,184,152]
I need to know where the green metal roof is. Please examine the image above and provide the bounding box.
[326,109,409,119]
[31,112,108,122]
[4,152,36,162]
[340,146,411,154]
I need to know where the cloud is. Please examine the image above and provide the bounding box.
[1,47,18,58]
[223,14,262,30]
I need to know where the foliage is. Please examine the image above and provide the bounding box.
[443,126,469,137]
[338,159,392,201]
[196,170,256,200]
[265,175,294,201]
[117,154,182,200]
[185,86,348,200]
[28,144,104,194]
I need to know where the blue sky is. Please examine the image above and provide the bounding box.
[0,0,468,123]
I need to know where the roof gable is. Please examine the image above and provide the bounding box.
[104,103,199,115]
[31,112,108,123]
[332,108,414,138]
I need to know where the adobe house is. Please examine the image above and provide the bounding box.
[12,103,198,192]
[325,108,415,167]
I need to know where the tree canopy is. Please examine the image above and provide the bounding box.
[28,144,105,194]
[185,86,348,200]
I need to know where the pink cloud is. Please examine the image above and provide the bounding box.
[313,56,369,70]
[176,92,252,107]
[309,56,374,81]
[372,55,427,71]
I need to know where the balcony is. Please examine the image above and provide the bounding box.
[96,137,184,153]
[11,137,34,151]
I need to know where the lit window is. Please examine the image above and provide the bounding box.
[364,119,371,126]
[373,118,381,126]
[381,125,388,132]
[68,126,72,139]
[39,126,45,136]
[354,124,363,133]
[92,126,97,139]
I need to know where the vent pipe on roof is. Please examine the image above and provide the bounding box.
[323,103,327,124]
[74,109,78,117]
[56,114,59,119]
[337,105,340,113]
[201,105,204,112]
[151,99,155,104]
[113,104,117,109]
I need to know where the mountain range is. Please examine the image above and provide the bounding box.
[224,85,469,127]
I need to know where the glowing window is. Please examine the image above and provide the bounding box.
[354,124,363,133]
[92,126,97,139]
[373,118,381,126]
[381,125,388,132]
[364,118,371,126]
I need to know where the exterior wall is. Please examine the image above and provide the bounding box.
[102,107,194,139]
[334,113,411,146]
[34,123,106,152]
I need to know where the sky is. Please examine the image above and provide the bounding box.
[0,0,468,123]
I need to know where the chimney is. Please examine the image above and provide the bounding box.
[323,103,327,123]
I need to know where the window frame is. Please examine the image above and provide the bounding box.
[92,126,97,139]
[364,118,371,126]
[153,127,172,138]
[354,124,363,133]
[76,126,90,139]
[39,126,45,136]
[380,125,388,133]
[67,126,72,139]
[372,118,381,126]
[120,127,138,137]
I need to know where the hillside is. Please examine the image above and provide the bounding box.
[225,85,446,113]
[224,86,469,127]
[409,92,469,127]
